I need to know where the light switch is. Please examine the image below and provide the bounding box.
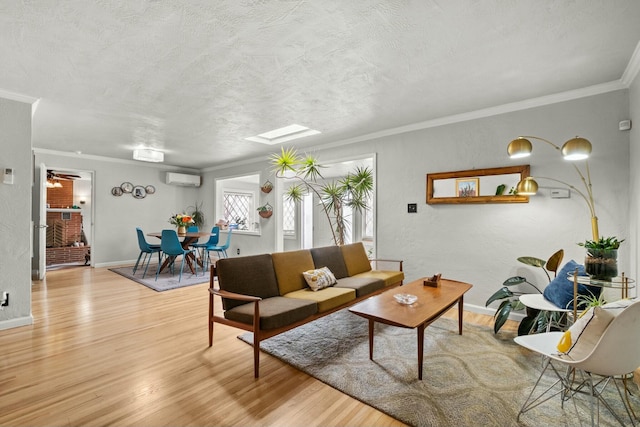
[407,203,417,213]
[3,168,14,184]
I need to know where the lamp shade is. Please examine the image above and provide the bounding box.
[516,177,538,195]
[507,138,533,159]
[561,137,591,160]
[133,148,164,163]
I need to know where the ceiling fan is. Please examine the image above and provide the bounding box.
[47,170,81,181]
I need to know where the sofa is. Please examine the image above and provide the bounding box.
[208,242,404,377]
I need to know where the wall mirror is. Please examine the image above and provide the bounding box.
[426,165,530,204]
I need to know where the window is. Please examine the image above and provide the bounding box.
[223,191,253,228]
[215,173,260,233]
[363,196,373,240]
[282,196,296,236]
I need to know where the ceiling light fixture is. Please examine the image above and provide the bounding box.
[245,124,320,145]
[133,148,164,163]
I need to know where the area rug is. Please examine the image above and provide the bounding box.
[109,264,209,291]
[239,310,635,427]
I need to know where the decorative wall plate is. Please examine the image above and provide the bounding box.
[145,185,156,194]
[111,187,123,196]
[120,182,134,193]
[132,185,147,199]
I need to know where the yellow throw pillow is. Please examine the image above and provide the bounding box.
[556,306,614,360]
[302,267,337,292]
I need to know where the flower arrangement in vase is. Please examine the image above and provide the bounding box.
[169,213,195,234]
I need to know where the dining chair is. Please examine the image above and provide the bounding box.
[514,299,640,426]
[156,229,199,282]
[190,226,220,271]
[133,227,162,278]
[201,228,232,266]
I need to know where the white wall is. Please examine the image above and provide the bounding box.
[203,90,631,311]
[0,97,33,330]
[32,152,203,267]
[629,70,640,283]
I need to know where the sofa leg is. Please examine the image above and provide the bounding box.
[254,335,260,378]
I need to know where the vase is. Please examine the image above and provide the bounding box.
[177,225,186,235]
[585,249,617,281]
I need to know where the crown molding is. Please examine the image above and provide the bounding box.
[32,148,200,173]
[621,40,640,87]
[202,80,627,173]
[0,88,38,104]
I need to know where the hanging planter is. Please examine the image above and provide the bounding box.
[257,202,273,218]
[261,180,273,193]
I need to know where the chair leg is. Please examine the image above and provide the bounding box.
[142,252,152,278]
[133,252,143,274]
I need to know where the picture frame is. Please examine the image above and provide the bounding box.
[132,185,146,199]
[455,178,479,197]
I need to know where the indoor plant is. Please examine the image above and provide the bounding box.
[486,249,564,335]
[257,203,273,218]
[578,236,624,281]
[169,213,195,234]
[270,147,373,246]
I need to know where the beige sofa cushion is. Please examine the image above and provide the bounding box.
[352,270,405,287]
[340,242,372,276]
[284,287,356,313]
[272,249,315,295]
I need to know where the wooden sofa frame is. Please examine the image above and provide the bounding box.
[208,258,403,378]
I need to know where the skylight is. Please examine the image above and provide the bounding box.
[245,124,320,145]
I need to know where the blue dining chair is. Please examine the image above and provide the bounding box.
[190,226,220,271]
[133,227,162,278]
[201,229,232,266]
[156,229,199,282]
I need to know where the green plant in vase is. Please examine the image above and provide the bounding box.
[578,236,624,281]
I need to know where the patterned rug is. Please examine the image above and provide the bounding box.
[240,309,637,427]
[109,264,209,291]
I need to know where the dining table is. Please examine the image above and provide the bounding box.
[147,231,217,275]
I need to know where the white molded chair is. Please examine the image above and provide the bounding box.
[514,299,640,426]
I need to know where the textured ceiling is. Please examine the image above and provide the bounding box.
[1,1,640,169]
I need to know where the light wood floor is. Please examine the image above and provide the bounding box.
[0,266,517,426]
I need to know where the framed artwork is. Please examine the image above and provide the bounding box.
[111,187,123,196]
[456,178,479,197]
[132,185,146,199]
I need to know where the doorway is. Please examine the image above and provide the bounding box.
[42,168,94,271]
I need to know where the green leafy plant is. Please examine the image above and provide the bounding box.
[187,201,205,228]
[486,249,564,335]
[578,236,624,251]
[271,147,373,246]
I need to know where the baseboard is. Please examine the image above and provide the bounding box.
[463,302,525,321]
[0,315,33,331]
[95,260,137,268]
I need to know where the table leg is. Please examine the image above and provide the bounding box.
[417,323,425,380]
[458,295,464,335]
[368,319,374,360]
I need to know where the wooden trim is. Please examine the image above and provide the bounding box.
[208,264,403,378]
[426,164,530,204]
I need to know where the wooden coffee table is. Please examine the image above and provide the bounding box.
[348,277,472,380]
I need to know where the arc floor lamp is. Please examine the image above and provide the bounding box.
[507,135,598,241]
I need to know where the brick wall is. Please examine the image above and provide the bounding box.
[46,212,83,247]
[46,181,74,208]
[46,246,90,265]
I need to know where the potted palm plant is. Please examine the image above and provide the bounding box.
[270,147,373,246]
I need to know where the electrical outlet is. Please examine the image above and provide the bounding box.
[237,248,240,255]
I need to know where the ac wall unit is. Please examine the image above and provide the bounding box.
[166,172,201,187]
